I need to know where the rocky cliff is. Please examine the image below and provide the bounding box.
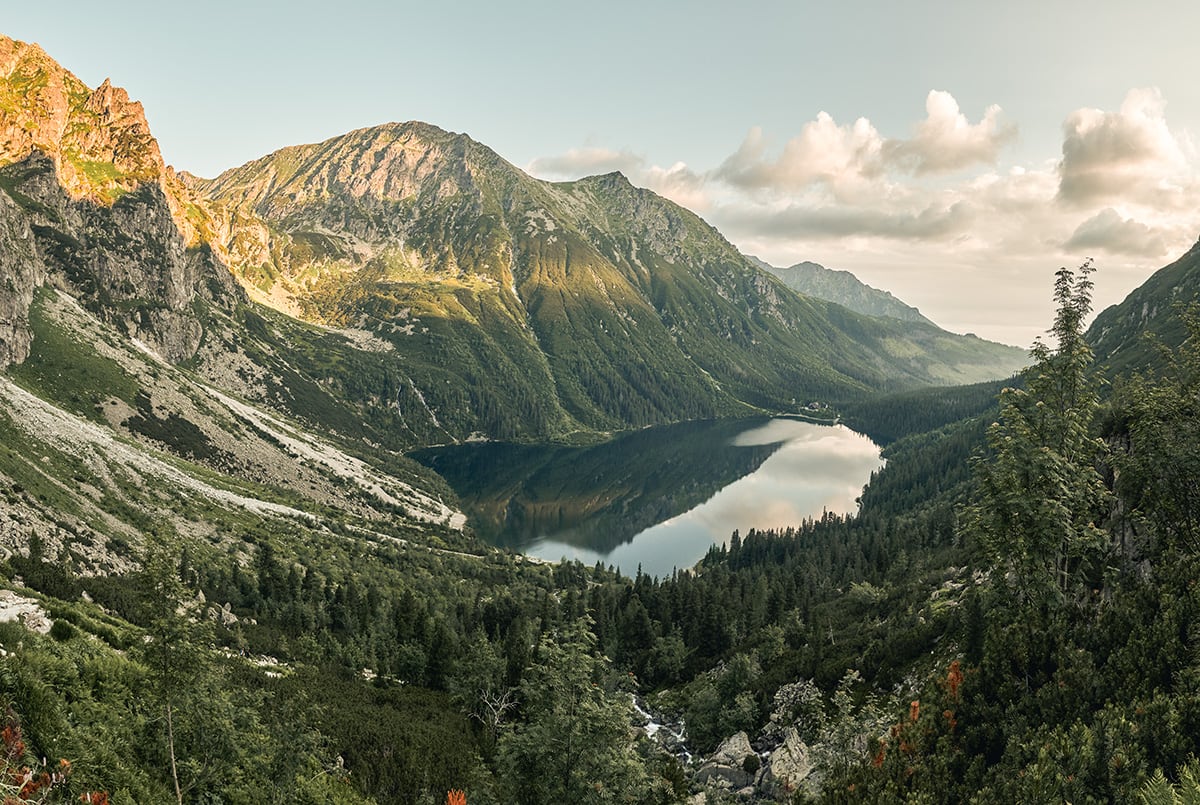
[0,35,238,367]
[0,178,43,366]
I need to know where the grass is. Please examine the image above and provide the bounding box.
[7,289,141,420]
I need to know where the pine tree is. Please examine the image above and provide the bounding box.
[963,260,1111,605]
[497,617,649,804]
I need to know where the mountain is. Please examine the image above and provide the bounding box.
[748,256,937,326]
[0,32,1031,567]
[1087,238,1200,373]
[0,34,232,367]
[0,35,472,573]
[193,122,1028,440]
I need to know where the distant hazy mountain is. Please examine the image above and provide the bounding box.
[748,256,937,327]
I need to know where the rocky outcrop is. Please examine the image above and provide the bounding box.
[1,35,161,202]
[0,151,239,366]
[0,184,43,366]
[760,726,815,797]
[0,588,51,635]
[0,35,242,368]
[695,731,757,791]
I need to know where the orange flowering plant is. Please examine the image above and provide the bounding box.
[0,707,107,805]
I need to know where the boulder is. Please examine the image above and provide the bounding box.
[710,731,754,766]
[695,732,756,790]
[762,726,815,794]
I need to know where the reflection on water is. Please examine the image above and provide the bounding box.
[412,418,882,578]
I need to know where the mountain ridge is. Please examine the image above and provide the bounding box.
[1087,238,1200,373]
[0,35,1028,457]
[192,119,1029,440]
[749,256,938,328]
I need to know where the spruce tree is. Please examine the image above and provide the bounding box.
[963,260,1111,605]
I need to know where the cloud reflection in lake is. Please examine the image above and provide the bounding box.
[528,420,882,578]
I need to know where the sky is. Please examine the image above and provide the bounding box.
[7,0,1200,346]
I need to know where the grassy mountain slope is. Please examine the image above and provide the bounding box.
[196,123,1029,440]
[1087,238,1200,374]
[0,286,466,571]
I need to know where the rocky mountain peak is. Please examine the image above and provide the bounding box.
[200,120,494,220]
[0,35,164,203]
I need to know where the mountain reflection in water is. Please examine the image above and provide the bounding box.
[412,418,882,578]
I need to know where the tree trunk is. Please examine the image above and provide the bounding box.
[167,699,182,805]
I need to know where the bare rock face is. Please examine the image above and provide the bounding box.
[0,187,43,367]
[761,726,815,796]
[0,36,162,201]
[0,152,238,364]
[0,589,52,635]
[695,731,757,790]
[0,35,241,368]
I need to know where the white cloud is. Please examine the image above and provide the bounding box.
[715,199,972,242]
[714,116,885,197]
[641,161,711,211]
[884,90,1017,174]
[713,91,1014,197]
[525,89,1200,344]
[1063,208,1170,256]
[1058,88,1194,205]
[526,147,644,179]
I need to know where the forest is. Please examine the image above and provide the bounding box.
[4,260,1200,803]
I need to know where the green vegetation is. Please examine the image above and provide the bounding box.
[8,289,141,418]
[5,39,1200,802]
[7,259,1200,803]
[194,122,1027,449]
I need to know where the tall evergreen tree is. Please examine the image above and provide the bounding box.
[497,617,650,804]
[963,260,1111,605]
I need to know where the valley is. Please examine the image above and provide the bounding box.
[1,28,1199,805]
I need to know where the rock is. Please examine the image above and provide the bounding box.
[762,726,815,795]
[710,731,754,767]
[20,609,51,634]
[0,187,44,368]
[0,588,52,635]
[695,763,751,790]
[695,732,756,790]
[0,151,240,366]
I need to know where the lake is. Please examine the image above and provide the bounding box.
[412,418,883,578]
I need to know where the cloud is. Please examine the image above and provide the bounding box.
[713,91,1014,197]
[716,199,973,242]
[641,161,712,211]
[714,116,885,196]
[884,90,1017,174]
[1058,88,1193,205]
[1063,208,1170,256]
[527,147,645,179]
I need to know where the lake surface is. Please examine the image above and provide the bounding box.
[412,418,883,578]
